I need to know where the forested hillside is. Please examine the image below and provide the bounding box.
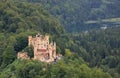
[0,51,112,78]
[0,0,64,34]
[0,0,120,78]
[18,0,120,32]
[0,0,65,68]
[68,27,120,78]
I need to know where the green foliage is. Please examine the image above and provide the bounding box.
[0,56,112,78]
[24,46,34,58]
[0,0,65,34]
[18,0,120,32]
[0,0,119,78]
[68,27,120,78]
[14,34,28,52]
[0,33,7,66]
[1,46,16,68]
[0,0,65,69]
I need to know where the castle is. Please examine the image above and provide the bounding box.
[17,34,62,62]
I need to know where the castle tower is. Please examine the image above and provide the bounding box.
[17,33,62,62]
[28,36,32,46]
[33,43,37,59]
[53,42,56,58]
[45,35,49,45]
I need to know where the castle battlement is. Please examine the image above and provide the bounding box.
[17,33,62,62]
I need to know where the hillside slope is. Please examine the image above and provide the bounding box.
[17,0,120,32]
[0,1,119,78]
[0,0,65,68]
[69,27,120,78]
[0,0,65,34]
[0,52,112,78]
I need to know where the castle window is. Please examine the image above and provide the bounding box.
[44,44,46,47]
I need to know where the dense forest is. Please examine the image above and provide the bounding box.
[18,0,120,32]
[69,27,120,78]
[0,0,120,78]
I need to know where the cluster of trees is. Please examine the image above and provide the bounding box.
[0,0,120,78]
[68,27,120,78]
[0,0,65,68]
[0,0,65,34]
[16,0,120,32]
[0,49,112,78]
